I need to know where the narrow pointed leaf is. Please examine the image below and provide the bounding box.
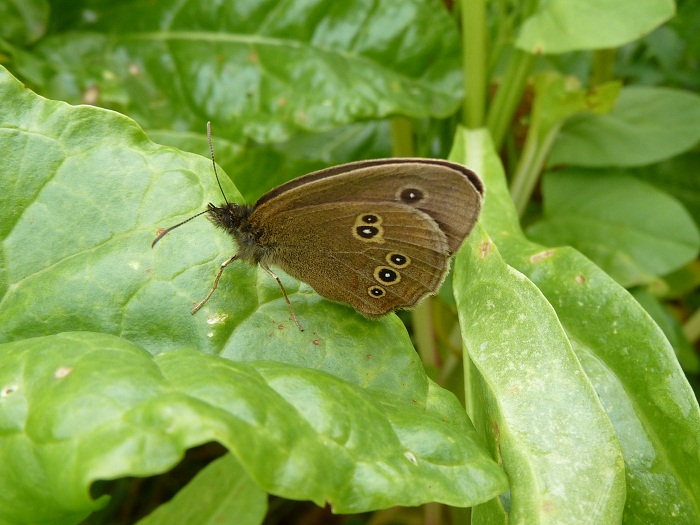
[549,87,700,167]
[452,127,700,523]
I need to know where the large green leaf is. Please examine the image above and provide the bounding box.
[630,150,700,228]
[631,288,700,374]
[527,169,700,287]
[0,332,506,524]
[0,66,507,522]
[456,225,626,523]
[6,0,462,144]
[150,120,392,203]
[453,133,625,523]
[516,0,674,54]
[549,86,700,167]
[452,128,700,524]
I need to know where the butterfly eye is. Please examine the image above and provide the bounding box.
[353,213,385,243]
[357,226,379,239]
[386,252,410,268]
[368,285,386,298]
[374,266,401,285]
[399,187,425,203]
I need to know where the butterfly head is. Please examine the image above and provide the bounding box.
[206,202,253,234]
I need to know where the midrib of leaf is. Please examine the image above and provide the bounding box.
[580,338,698,515]
[117,31,457,96]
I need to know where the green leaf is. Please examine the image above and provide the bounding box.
[0,63,427,364]
[0,66,507,521]
[549,86,700,167]
[453,130,627,523]
[630,150,700,228]
[655,261,700,299]
[0,0,48,46]
[531,74,620,133]
[137,454,267,525]
[516,0,675,54]
[452,127,700,524]
[527,169,700,287]
[0,332,507,523]
[631,288,700,374]
[455,225,626,523]
[150,120,392,203]
[8,0,462,143]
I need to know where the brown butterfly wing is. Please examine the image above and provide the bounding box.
[252,202,450,316]
[252,159,483,254]
[247,159,483,315]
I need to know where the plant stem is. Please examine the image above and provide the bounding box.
[590,48,617,86]
[486,49,535,150]
[485,0,539,150]
[683,307,700,344]
[412,299,439,367]
[390,116,414,157]
[460,0,487,127]
[424,502,442,525]
[509,122,560,216]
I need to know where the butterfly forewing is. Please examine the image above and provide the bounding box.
[252,159,483,254]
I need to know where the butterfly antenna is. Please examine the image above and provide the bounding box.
[207,121,229,206]
[151,209,209,248]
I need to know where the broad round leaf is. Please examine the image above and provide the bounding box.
[10,0,462,144]
[527,169,700,287]
[0,332,508,523]
[516,0,674,54]
[0,66,507,522]
[630,150,700,228]
[549,87,700,167]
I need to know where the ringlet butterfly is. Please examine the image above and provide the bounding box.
[152,123,484,331]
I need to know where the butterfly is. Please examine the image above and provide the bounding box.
[153,125,483,331]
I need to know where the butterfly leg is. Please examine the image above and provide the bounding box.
[260,263,304,331]
[191,254,239,315]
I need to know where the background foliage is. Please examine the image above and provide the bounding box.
[1,0,699,524]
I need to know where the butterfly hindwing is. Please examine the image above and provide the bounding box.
[254,201,450,315]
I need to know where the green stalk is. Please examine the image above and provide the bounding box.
[590,48,617,87]
[486,50,535,150]
[510,122,561,216]
[412,299,440,367]
[460,0,488,127]
[683,307,700,345]
[390,116,414,157]
[485,0,539,150]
